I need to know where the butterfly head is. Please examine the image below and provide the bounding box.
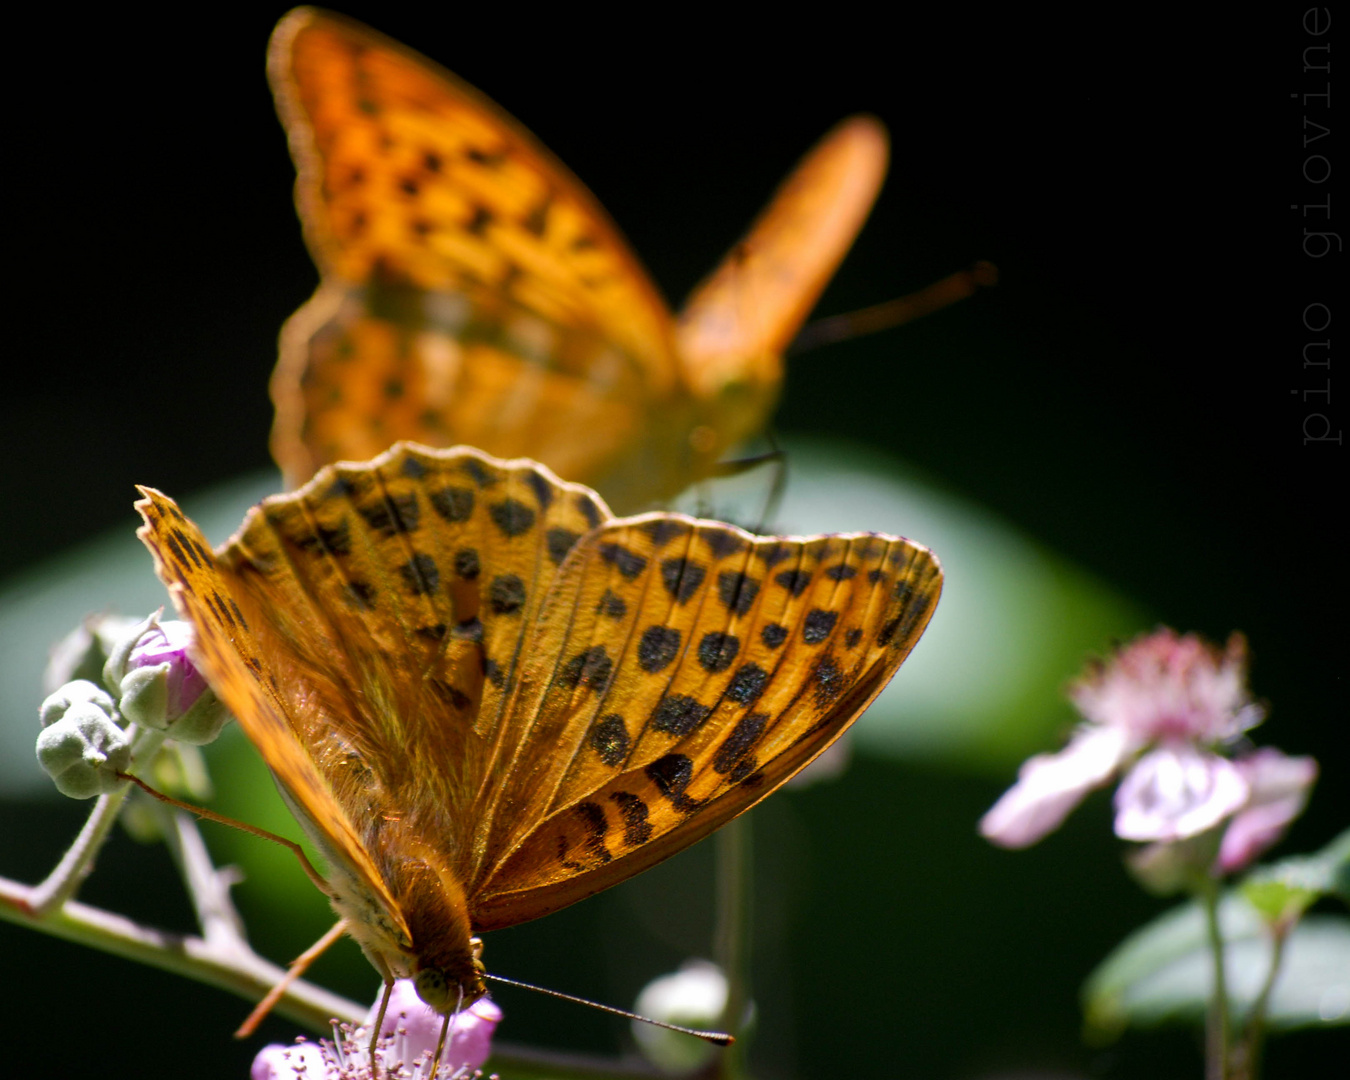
[411,944,488,1013]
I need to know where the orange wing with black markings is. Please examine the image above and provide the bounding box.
[267,8,888,511]
[136,443,940,1009]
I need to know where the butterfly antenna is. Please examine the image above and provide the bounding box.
[788,259,999,355]
[482,973,734,1046]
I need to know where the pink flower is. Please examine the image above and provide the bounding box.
[126,618,211,722]
[1216,748,1318,874]
[251,980,501,1079]
[981,629,1278,851]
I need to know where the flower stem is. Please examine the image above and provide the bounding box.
[1199,878,1232,1080]
[0,872,362,1030]
[713,812,752,1079]
[1233,921,1289,1080]
[27,727,166,916]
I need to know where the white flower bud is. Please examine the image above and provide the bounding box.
[632,960,730,1073]
[39,679,118,730]
[35,701,131,799]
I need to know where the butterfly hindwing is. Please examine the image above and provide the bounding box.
[468,514,941,930]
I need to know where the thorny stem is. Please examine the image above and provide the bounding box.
[1200,878,1232,1080]
[27,727,166,915]
[713,813,752,1079]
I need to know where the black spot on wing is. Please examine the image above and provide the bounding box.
[560,646,614,693]
[600,543,647,579]
[292,518,352,557]
[724,663,768,706]
[454,548,480,580]
[525,470,554,510]
[359,491,420,535]
[697,632,739,673]
[803,609,838,644]
[570,802,612,865]
[489,574,526,614]
[490,498,535,538]
[845,628,863,648]
[399,553,440,595]
[825,563,858,580]
[757,543,794,567]
[576,494,602,529]
[645,754,700,812]
[660,557,706,603]
[775,569,811,596]
[650,695,712,736]
[345,580,376,608]
[714,712,767,774]
[596,590,627,618]
[701,529,748,559]
[428,485,474,523]
[638,626,681,673]
[589,714,630,766]
[717,571,760,616]
[609,792,653,845]
[642,519,688,545]
[546,527,580,566]
[813,655,845,705]
[761,623,788,649]
[461,458,499,487]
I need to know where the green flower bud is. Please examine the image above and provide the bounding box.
[35,701,131,799]
[39,679,119,730]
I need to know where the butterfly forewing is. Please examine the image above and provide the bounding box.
[469,515,941,929]
[134,487,407,943]
[269,9,682,493]
[675,116,888,405]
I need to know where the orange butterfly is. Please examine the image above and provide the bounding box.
[267,7,890,511]
[136,443,941,1017]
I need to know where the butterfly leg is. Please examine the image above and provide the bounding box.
[368,977,396,1080]
[708,437,789,534]
[235,919,347,1037]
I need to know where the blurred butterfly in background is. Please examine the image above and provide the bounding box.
[136,443,942,1016]
[267,7,920,512]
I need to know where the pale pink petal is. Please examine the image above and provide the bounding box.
[367,979,502,1073]
[980,725,1137,848]
[1114,744,1249,841]
[1216,750,1318,873]
[250,1041,325,1080]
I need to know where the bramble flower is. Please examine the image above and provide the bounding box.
[980,629,1312,867]
[251,980,501,1079]
[103,612,231,745]
[1216,748,1318,874]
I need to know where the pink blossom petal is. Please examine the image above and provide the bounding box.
[1216,749,1318,873]
[1114,743,1249,841]
[250,1040,325,1080]
[980,725,1137,848]
[367,979,502,1073]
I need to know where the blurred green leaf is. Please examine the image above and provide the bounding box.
[1084,893,1350,1040]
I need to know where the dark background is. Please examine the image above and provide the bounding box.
[2,5,1342,1078]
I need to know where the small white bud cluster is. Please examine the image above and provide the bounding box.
[35,612,231,799]
[36,680,131,799]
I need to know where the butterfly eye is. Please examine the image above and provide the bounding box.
[413,966,451,1010]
